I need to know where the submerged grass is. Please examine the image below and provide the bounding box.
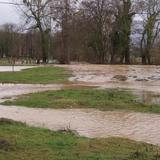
[0,66,71,84]
[0,119,159,160]
[3,88,160,113]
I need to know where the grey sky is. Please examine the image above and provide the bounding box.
[0,0,20,25]
[0,0,141,26]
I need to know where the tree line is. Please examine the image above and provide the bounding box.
[0,0,160,64]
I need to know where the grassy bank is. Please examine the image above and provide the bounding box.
[3,88,160,113]
[0,66,71,84]
[0,119,159,160]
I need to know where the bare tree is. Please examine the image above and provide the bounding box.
[50,0,78,64]
[0,23,19,59]
[18,0,52,63]
[81,0,113,64]
[140,0,160,64]
[111,0,136,64]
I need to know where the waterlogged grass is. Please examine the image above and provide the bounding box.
[0,119,159,160]
[3,88,160,113]
[0,66,70,84]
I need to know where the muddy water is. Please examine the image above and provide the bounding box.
[0,66,63,102]
[134,90,160,105]
[0,84,63,102]
[66,65,160,83]
[60,65,160,104]
[60,64,160,92]
[0,106,160,145]
[0,65,160,145]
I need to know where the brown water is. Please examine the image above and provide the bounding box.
[0,65,160,146]
[0,66,63,102]
[62,65,160,93]
[60,64,160,104]
[134,90,160,105]
[0,83,63,103]
[0,106,160,145]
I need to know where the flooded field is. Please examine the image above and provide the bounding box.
[64,65,160,82]
[0,106,160,146]
[61,65,160,91]
[0,65,160,146]
[60,65,160,104]
[0,83,63,103]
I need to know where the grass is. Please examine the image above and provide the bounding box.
[3,88,160,113]
[0,66,71,84]
[0,119,159,160]
[0,58,37,66]
[0,59,13,66]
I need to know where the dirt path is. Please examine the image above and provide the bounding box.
[0,105,160,145]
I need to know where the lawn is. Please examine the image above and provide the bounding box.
[3,88,160,113]
[0,66,71,84]
[0,118,159,160]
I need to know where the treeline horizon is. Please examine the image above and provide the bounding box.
[0,0,160,65]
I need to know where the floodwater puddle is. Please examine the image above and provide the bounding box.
[0,65,63,102]
[0,83,63,102]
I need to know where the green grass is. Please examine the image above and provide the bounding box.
[3,88,160,113]
[0,59,13,66]
[0,66,71,84]
[0,58,37,66]
[0,119,159,160]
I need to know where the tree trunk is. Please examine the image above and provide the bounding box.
[142,54,147,65]
[59,0,70,64]
[146,49,151,64]
[40,32,47,64]
[60,27,70,64]
[124,39,130,64]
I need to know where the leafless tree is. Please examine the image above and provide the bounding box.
[50,0,78,64]
[111,0,136,64]
[81,0,113,64]
[17,0,52,63]
[140,0,160,64]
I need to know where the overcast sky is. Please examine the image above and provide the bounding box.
[0,0,142,26]
[0,0,20,25]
